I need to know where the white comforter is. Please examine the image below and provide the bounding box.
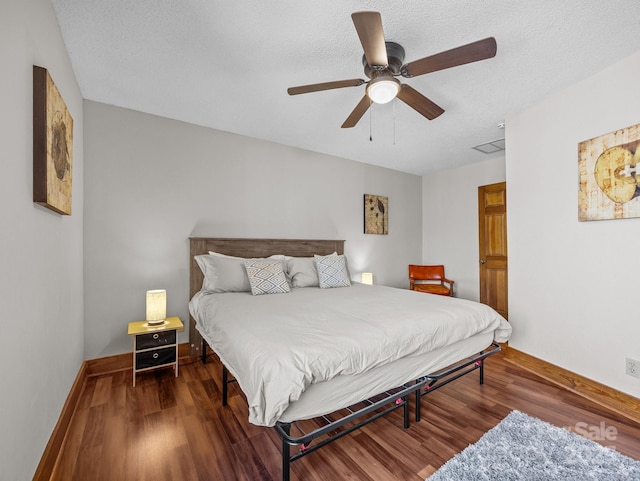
[190,283,511,426]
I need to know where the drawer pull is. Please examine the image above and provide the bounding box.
[153,333,159,340]
[153,352,159,359]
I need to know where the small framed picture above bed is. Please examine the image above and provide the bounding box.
[364,194,388,234]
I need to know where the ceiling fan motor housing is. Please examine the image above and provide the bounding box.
[362,41,406,77]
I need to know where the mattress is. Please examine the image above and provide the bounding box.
[190,283,511,426]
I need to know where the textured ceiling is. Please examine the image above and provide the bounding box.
[51,0,640,175]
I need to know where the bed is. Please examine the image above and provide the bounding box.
[188,237,511,481]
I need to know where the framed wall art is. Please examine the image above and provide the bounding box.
[33,65,73,215]
[364,194,388,234]
[578,123,640,221]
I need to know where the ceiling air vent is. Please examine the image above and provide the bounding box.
[472,138,505,154]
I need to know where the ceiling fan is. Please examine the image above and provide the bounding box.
[287,11,497,128]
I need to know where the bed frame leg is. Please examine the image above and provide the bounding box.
[478,358,485,385]
[281,423,291,481]
[403,395,410,429]
[201,338,207,363]
[222,365,229,406]
[415,386,422,422]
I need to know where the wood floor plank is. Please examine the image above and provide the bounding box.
[173,376,197,417]
[360,420,432,472]
[232,432,278,481]
[181,413,230,481]
[50,350,640,481]
[203,416,250,481]
[99,404,127,481]
[350,430,422,481]
[90,376,112,407]
[168,444,200,481]
[71,444,102,481]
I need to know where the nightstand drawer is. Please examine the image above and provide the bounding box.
[136,346,177,369]
[135,329,176,350]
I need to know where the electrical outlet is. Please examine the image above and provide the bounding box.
[626,358,640,378]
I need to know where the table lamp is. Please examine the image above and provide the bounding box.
[146,289,166,326]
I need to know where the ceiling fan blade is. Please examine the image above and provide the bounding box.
[352,11,388,68]
[341,95,371,128]
[396,84,444,120]
[402,37,497,78]
[288,79,365,96]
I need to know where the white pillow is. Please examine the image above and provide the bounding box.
[209,251,290,261]
[314,254,351,288]
[208,251,242,258]
[285,252,338,288]
[268,254,291,261]
[285,257,319,288]
[195,254,251,293]
[196,253,293,293]
[244,259,291,295]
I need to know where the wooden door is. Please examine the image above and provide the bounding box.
[478,182,508,319]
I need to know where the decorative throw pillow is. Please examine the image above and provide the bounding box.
[314,254,351,288]
[244,259,291,295]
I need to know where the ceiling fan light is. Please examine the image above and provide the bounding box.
[367,78,400,104]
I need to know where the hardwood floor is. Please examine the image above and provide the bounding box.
[51,350,640,481]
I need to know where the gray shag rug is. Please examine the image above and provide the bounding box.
[427,410,640,480]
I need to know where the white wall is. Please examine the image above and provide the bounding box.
[0,1,84,479]
[507,50,640,398]
[422,156,506,301]
[83,101,422,358]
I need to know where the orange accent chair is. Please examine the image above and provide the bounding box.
[408,265,455,296]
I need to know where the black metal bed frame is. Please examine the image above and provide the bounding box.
[205,339,501,481]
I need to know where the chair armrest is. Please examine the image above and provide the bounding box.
[443,278,455,297]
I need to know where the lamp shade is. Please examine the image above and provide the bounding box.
[361,273,374,285]
[146,289,166,324]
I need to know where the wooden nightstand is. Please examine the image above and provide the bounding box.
[127,316,184,386]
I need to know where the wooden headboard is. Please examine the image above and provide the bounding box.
[188,237,345,356]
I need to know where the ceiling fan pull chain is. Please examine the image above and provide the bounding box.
[369,104,373,141]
